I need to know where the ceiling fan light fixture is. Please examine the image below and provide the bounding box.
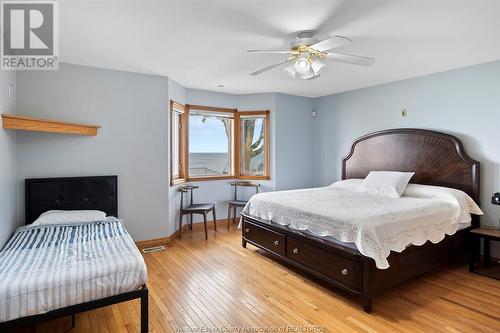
[297,70,316,80]
[300,74,315,80]
[283,65,296,79]
[294,56,311,74]
[247,32,374,79]
[306,74,320,80]
[310,59,326,75]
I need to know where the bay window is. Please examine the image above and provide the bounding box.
[170,101,270,184]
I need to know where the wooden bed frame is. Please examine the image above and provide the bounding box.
[241,128,480,313]
[0,176,148,332]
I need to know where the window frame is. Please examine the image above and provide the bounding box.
[170,104,270,185]
[236,111,270,180]
[185,104,238,182]
[170,100,187,186]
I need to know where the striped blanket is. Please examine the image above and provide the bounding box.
[0,217,147,322]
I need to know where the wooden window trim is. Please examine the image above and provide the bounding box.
[185,104,237,113]
[187,176,236,182]
[237,110,270,180]
[238,175,270,180]
[171,177,186,186]
[185,104,237,181]
[171,101,185,112]
[170,100,187,186]
[170,105,270,183]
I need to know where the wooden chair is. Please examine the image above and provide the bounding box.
[178,185,216,240]
[227,181,259,229]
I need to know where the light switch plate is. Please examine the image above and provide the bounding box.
[8,81,13,99]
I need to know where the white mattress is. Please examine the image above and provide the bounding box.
[0,217,147,323]
[242,180,482,269]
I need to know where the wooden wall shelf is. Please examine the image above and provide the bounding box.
[1,114,100,136]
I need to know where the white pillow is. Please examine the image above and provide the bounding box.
[32,210,107,226]
[358,171,415,198]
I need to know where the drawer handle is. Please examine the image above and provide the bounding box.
[245,228,250,233]
[292,248,299,254]
[341,268,349,276]
[274,240,280,246]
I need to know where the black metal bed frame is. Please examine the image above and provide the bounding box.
[0,176,149,332]
[0,285,148,332]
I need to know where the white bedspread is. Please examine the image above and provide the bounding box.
[0,217,147,322]
[242,180,483,269]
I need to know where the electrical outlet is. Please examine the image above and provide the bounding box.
[401,108,408,117]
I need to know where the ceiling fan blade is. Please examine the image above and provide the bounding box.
[247,49,292,54]
[309,35,351,52]
[325,52,375,66]
[249,59,290,76]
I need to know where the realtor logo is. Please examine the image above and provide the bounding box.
[1,1,59,70]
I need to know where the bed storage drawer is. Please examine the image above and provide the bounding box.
[243,221,286,257]
[287,237,362,290]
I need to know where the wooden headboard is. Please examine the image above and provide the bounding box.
[342,129,480,204]
[25,175,118,224]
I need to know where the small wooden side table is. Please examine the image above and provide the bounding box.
[469,228,500,280]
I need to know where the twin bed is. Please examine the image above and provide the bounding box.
[0,176,148,332]
[241,128,481,312]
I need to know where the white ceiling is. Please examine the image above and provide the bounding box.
[60,0,500,98]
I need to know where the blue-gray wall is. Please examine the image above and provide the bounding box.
[275,93,315,190]
[15,64,170,241]
[0,71,18,249]
[314,60,500,232]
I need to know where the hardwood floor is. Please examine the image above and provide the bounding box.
[23,223,500,333]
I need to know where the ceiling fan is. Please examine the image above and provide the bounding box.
[247,31,375,80]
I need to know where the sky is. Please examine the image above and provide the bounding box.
[189,115,229,153]
[189,115,263,153]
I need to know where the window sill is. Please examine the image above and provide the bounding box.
[238,175,270,180]
[171,178,187,186]
[172,175,271,183]
[187,175,235,182]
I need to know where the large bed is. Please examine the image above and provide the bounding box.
[241,128,481,313]
[0,176,149,332]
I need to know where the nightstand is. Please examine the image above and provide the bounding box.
[469,228,500,280]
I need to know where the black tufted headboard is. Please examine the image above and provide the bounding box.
[25,176,118,224]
